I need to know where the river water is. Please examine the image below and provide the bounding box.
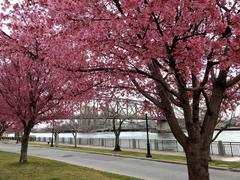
[28,130,240,142]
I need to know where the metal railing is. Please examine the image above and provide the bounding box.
[1,136,240,157]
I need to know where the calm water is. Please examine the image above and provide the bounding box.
[27,130,240,142]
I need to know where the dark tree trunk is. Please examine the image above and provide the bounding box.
[19,128,31,163]
[0,130,5,140]
[54,132,58,147]
[112,118,122,151]
[114,133,121,151]
[185,143,210,180]
[0,133,3,140]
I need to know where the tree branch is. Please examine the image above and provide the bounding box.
[200,61,219,87]
[151,12,164,36]
[215,0,231,12]
[211,123,229,142]
[226,74,240,88]
[202,89,211,114]
[147,59,182,100]
[131,78,162,109]
[113,0,124,14]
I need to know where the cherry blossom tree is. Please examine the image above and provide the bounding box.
[99,2,239,179]
[39,1,240,179]
[0,47,71,162]
[2,0,240,179]
[0,1,94,162]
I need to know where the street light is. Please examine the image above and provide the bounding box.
[144,100,152,158]
[145,113,152,158]
[50,120,54,147]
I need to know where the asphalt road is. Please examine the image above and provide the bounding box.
[0,143,239,180]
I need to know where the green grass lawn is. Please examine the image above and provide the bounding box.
[209,160,240,170]
[71,146,187,163]
[29,142,240,170]
[0,151,139,180]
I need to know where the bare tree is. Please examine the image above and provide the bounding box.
[107,101,138,151]
[112,116,125,151]
[46,120,65,147]
[65,119,82,148]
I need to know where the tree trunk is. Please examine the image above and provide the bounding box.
[185,143,210,180]
[54,132,58,147]
[0,130,4,140]
[114,133,121,151]
[19,129,31,163]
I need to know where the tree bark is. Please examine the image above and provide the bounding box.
[0,132,3,140]
[114,133,121,151]
[19,128,31,163]
[0,125,7,140]
[185,143,210,180]
[112,118,122,151]
[54,132,58,147]
[0,130,5,140]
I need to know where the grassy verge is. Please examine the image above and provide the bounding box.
[209,160,240,170]
[0,151,139,180]
[29,142,240,171]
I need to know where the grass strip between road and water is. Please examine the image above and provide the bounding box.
[0,151,140,180]
[29,142,240,171]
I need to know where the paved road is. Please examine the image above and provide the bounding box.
[0,143,239,180]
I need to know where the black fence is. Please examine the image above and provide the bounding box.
[1,136,240,157]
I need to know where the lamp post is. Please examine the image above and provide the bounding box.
[145,111,152,158]
[50,120,54,147]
